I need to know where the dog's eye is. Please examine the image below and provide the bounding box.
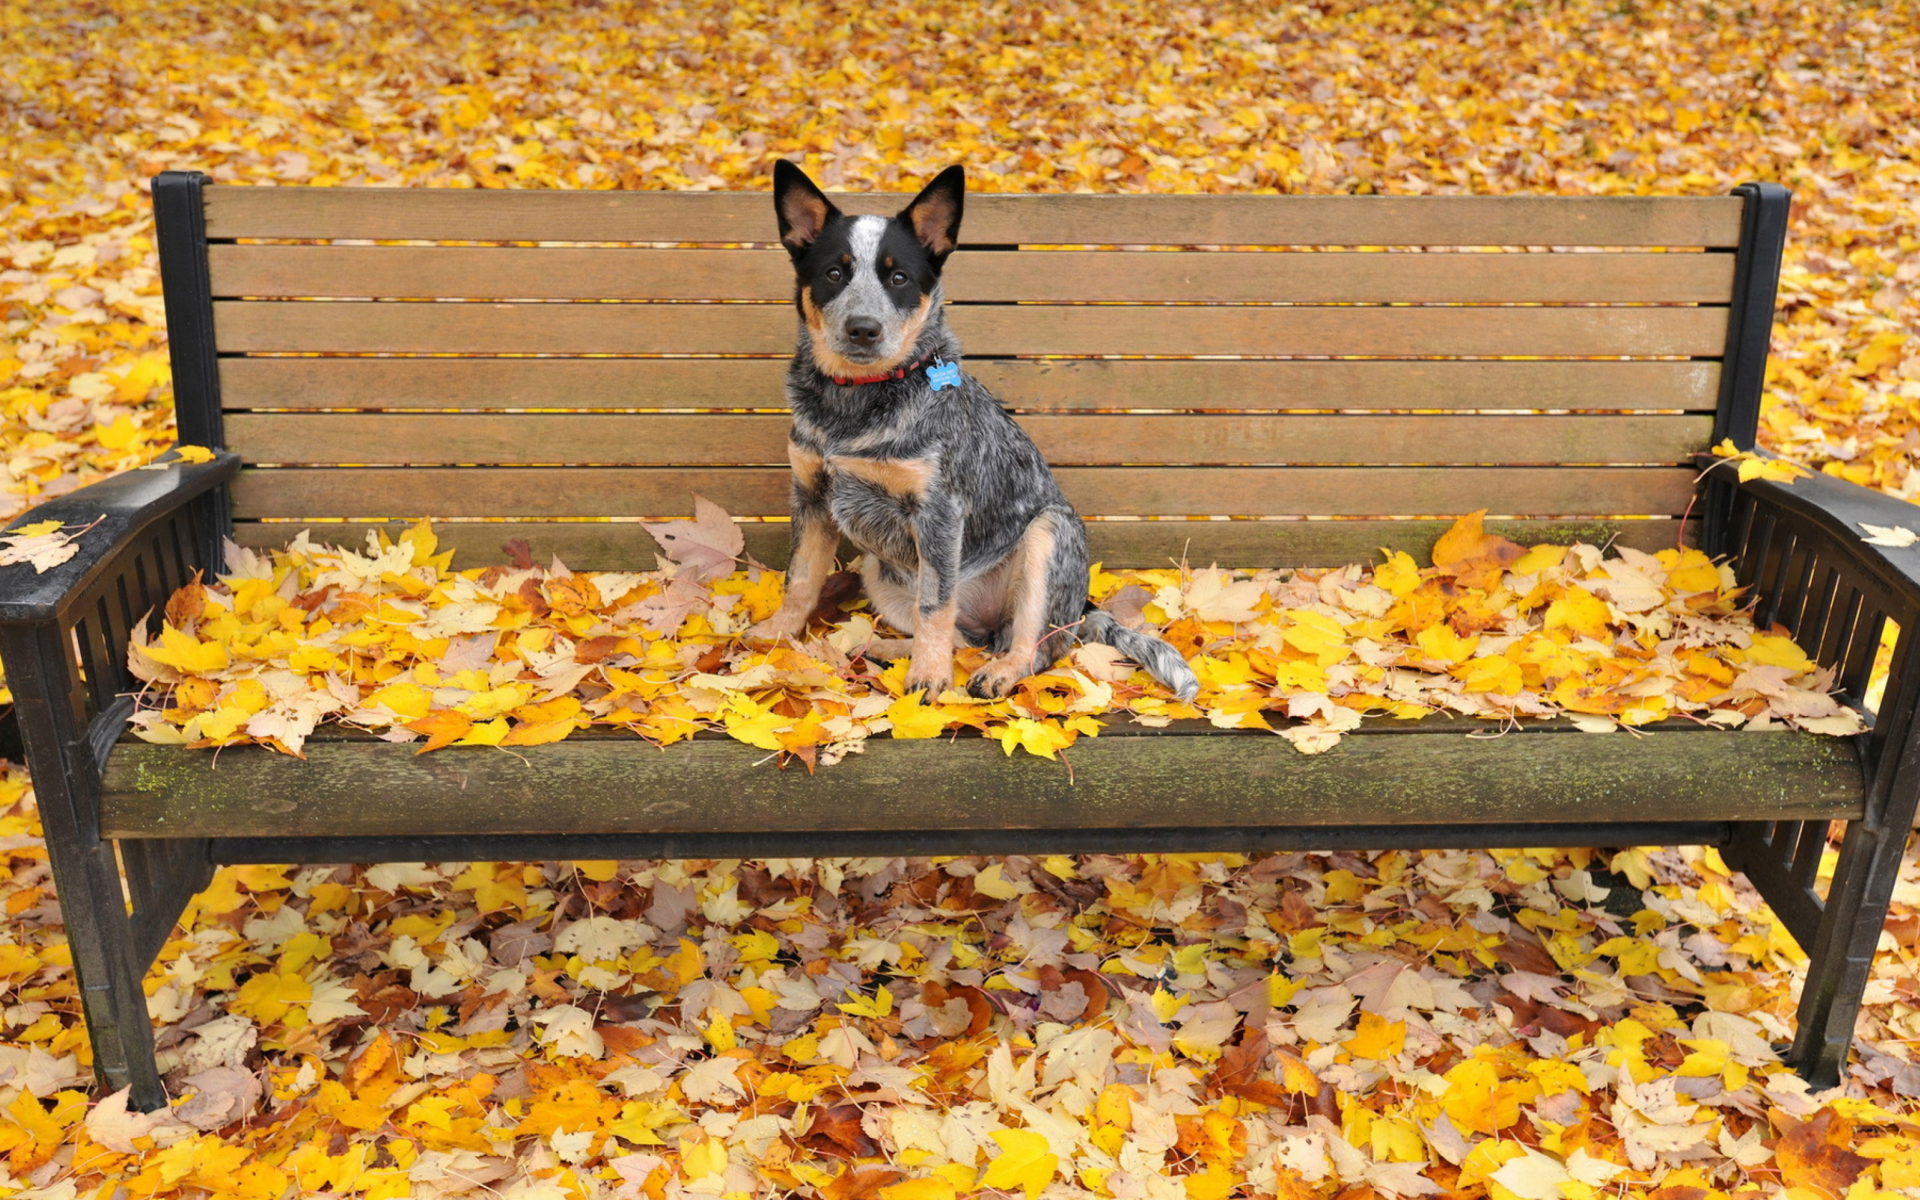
[825,266,844,283]
[889,271,910,288]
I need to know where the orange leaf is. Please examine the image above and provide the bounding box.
[406,709,472,753]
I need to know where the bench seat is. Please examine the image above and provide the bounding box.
[103,719,1862,846]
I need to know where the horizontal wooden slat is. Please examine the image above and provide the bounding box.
[220,357,1724,412]
[100,722,1858,841]
[230,466,1699,519]
[208,244,1738,304]
[225,413,1711,466]
[204,187,1747,247]
[232,517,1693,570]
[213,300,1730,357]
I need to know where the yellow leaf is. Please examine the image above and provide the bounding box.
[1544,587,1613,641]
[1150,987,1188,1023]
[1744,633,1816,673]
[993,717,1075,759]
[367,681,432,719]
[1737,456,1810,484]
[143,624,230,674]
[1184,1164,1240,1200]
[231,970,311,1025]
[982,1129,1058,1200]
[455,717,510,746]
[1345,1011,1407,1059]
[1511,544,1568,575]
[9,520,60,537]
[1415,624,1479,666]
[172,444,216,464]
[679,1135,727,1181]
[721,694,787,750]
[703,1012,737,1053]
[971,862,1026,900]
[887,692,953,739]
[1374,550,1421,598]
[838,984,894,1019]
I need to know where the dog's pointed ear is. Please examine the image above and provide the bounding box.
[899,165,965,264]
[774,160,837,257]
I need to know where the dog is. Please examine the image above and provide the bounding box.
[747,160,1199,705]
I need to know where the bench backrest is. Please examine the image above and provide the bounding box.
[154,177,1788,569]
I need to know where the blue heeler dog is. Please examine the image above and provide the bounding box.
[749,160,1199,704]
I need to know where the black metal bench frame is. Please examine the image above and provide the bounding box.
[4,175,1920,1112]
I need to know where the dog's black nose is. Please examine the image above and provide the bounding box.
[845,318,881,347]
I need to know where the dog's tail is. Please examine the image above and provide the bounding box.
[1079,605,1200,702]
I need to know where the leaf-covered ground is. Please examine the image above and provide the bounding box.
[4,0,1920,1195]
[0,766,1918,1200]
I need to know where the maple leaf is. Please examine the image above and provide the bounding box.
[981,1129,1058,1200]
[0,518,95,573]
[1859,522,1920,547]
[1711,438,1811,484]
[1776,1108,1872,1194]
[641,495,745,585]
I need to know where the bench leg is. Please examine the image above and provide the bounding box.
[43,836,168,1110]
[1,623,169,1111]
[1788,814,1908,1088]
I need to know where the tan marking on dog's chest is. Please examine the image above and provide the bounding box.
[828,455,936,499]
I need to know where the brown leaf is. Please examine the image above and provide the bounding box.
[573,635,625,664]
[502,537,534,570]
[810,569,863,622]
[1215,1026,1292,1107]
[803,1104,878,1159]
[1776,1108,1871,1194]
[598,1025,653,1059]
[641,494,745,584]
[165,572,206,628]
[1491,929,1560,976]
[820,1165,905,1200]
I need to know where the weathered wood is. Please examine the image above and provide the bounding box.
[223,413,1712,467]
[99,723,1860,841]
[208,244,1738,303]
[205,187,1747,247]
[230,465,1699,519]
[218,357,1726,413]
[214,299,1731,357]
[231,516,1694,569]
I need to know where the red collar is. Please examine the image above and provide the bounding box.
[828,354,932,387]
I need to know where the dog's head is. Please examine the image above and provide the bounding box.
[773,161,964,377]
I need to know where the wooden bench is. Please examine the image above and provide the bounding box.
[4,171,1917,1111]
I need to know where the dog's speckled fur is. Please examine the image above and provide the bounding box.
[750,162,1199,703]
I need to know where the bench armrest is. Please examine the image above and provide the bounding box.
[1726,465,1920,780]
[0,450,239,625]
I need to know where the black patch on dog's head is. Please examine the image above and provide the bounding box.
[897,165,965,265]
[773,159,840,259]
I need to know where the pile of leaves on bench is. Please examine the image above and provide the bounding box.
[119,498,1864,765]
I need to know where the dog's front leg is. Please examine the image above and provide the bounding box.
[903,496,963,701]
[748,455,838,641]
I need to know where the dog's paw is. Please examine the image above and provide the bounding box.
[903,669,953,701]
[966,660,1025,699]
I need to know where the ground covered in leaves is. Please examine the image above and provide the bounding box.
[5,0,1920,1195]
[0,767,1918,1200]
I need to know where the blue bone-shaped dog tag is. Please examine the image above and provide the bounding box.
[927,359,962,391]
